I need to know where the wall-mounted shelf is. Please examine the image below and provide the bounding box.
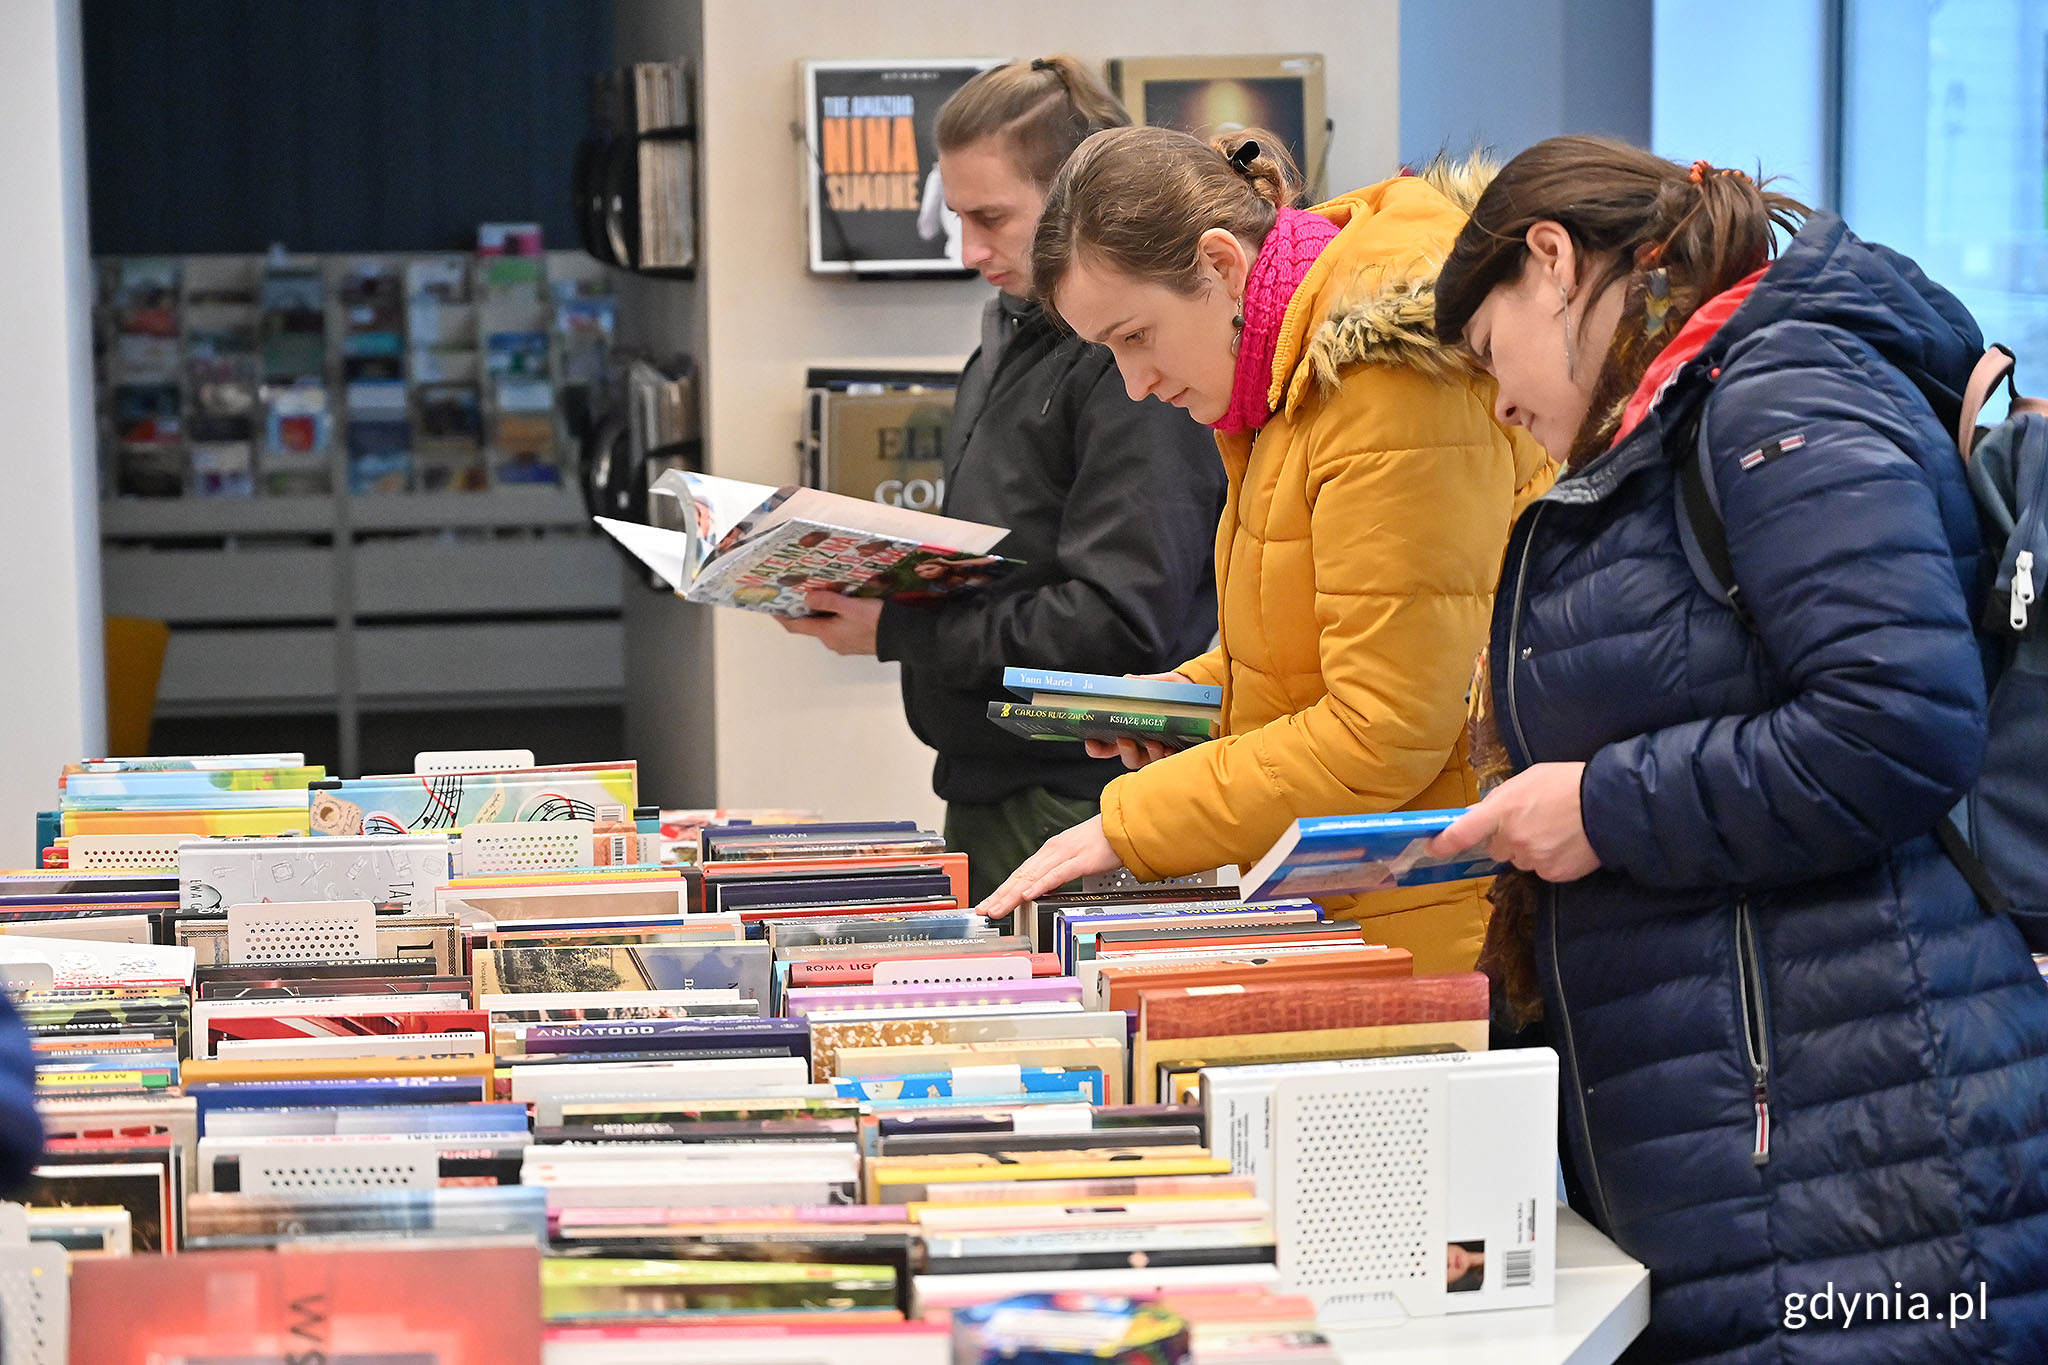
[100,483,624,772]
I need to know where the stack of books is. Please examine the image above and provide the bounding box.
[988,667,1222,751]
[0,745,1565,1355]
[48,753,329,863]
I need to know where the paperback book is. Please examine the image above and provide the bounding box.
[1243,808,1500,901]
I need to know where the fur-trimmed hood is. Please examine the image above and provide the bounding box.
[1281,154,1500,407]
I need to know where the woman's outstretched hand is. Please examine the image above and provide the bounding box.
[973,815,1122,920]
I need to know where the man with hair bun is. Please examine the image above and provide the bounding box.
[783,58,1223,904]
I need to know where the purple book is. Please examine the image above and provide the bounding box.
[782,977,1083,1020]
[518,1016,810,1056]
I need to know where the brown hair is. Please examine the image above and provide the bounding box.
[1433,135,1809,348]
[1031,125,1303,311]
[935,56,1130,189]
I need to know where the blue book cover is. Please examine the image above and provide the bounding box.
[190,1076,487,1133]
[1004,667,1221,709]
[205,1103,532,1137]
[833,1067,1102,1104]
[1242,808,1499,902]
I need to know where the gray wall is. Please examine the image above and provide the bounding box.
[1400,0,1651,165]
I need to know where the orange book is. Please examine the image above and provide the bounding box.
[1099,946,1412,1012]
[178,1053,494,1086]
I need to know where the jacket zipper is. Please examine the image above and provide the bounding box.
[1734,895,1774,1166]
[1503,504,1546,764]
[1548,882,1614,1229]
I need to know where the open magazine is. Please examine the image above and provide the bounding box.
[596,469,1020,616]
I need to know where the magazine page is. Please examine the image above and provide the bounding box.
[689,520,1017,616]
[739,485,1007,556]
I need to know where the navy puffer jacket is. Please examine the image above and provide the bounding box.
[1492,213,2048,1362]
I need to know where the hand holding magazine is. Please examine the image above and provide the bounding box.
[597,469,1020,617]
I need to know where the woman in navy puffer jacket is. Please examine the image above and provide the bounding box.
[1429,136,2048,1363]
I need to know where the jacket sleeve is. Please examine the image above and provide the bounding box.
[0,994,41,1195]
[1579,342,1988,889]
[1176,646,1227,688]
[1102,381,1515,881]
[875,363,1223,689]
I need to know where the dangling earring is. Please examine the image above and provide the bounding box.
[1558,283,1574,376]
[1643,268,1672,339]
[1230,301,1244,357]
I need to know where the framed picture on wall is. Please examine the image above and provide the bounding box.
[800,58,1006,276]
[1107,54,1329,203]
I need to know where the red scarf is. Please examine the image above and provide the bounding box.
[1608,267,1767,447]
[1214,207,1341,435]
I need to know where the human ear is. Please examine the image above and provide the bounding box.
[1523,221,1580,299]
[1196,227,1251,300]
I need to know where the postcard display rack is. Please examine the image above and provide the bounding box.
[95,246,627,774]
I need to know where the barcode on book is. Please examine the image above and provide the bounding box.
[1504,1248,1534,1288]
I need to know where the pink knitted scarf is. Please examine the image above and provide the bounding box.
[1214,206,1341,434]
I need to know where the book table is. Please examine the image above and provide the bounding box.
[1325,1205,1649,1365]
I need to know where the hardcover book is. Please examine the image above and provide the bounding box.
[1003,667,1222,710]
[987,701,1218,750]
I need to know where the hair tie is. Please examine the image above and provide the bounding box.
[1030,57,1052,73]
[1688,159,1710,185]
[1227,139,1262,174]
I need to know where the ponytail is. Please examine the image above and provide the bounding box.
[935,55,1130,189]
[1211,130,1303,214]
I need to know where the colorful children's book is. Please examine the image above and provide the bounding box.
[1242,809,1499,901]
[597,468,1018,617]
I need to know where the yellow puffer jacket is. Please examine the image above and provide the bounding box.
[1098,165,1554,975]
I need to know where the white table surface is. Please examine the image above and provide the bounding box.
[1326,1205,1650,1365]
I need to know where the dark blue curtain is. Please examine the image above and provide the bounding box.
[82,0,614,253]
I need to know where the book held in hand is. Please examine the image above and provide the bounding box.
[597,468,1019,616]
[988,667,1222,751]
[1243,809,1499,901]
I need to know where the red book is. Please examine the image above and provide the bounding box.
[72,1242,542,1362]
[735,899,960,925]
[205,1008,489,1053]
[1100,946,1413,1012]
[1137,970,1489,1042]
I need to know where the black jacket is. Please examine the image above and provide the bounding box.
[876,298,1223,805]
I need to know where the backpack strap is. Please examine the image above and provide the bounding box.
[1934,816,2015,915]
[1958,343,2048,462]
[1675,416,1756,634]
[1958,346,2016,463]
[1676,387,2018,916]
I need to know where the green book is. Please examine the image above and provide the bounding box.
[986,701,1217,750]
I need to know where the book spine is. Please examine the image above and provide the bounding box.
[1141,971,1490,1042]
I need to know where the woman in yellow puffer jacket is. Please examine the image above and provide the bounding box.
[974,129,1551,974]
